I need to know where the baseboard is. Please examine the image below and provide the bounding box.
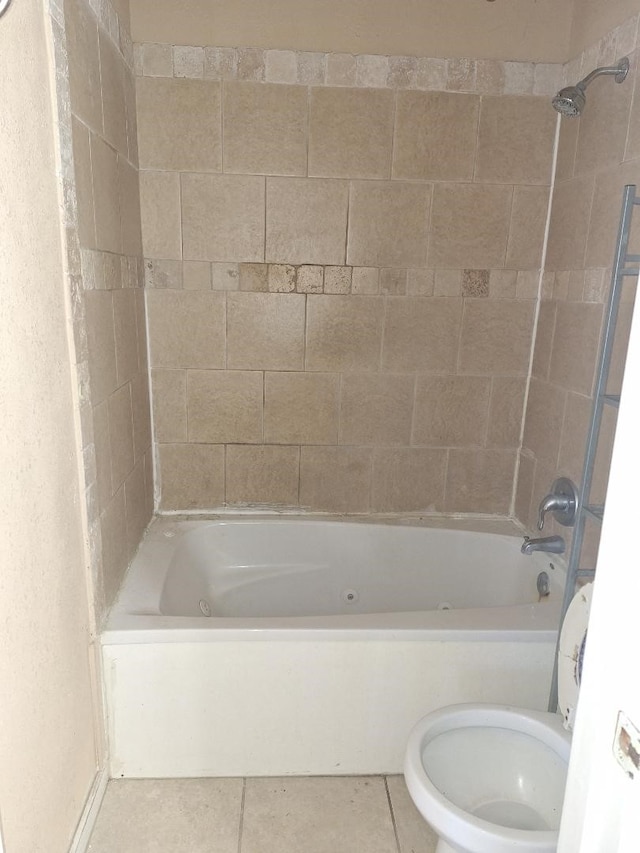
[68,767,109,853]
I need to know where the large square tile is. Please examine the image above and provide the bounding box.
[241,776,398,853]
[88,778,242,853]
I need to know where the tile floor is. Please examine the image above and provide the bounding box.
[87,775,438,852]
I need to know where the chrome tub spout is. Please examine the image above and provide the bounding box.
[521,535,565,555]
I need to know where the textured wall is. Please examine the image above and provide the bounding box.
[129,0,573,63]
[136,48,559,514]
[0,1,97,849]
[65,0,153,611]
[516,11,640,565]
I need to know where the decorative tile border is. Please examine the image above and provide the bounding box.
[143,259,544,299]
[133,42,563,96]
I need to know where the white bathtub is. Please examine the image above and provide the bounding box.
[102,516,565,778]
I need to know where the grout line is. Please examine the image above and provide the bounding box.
[237,776,247,853]
[384,776,403,853]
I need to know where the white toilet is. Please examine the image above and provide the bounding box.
[404,584,592,853]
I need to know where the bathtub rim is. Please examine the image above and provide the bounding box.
[102,514,565,645]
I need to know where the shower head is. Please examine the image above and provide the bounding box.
[552,56,630,117]
[552,84,586,117]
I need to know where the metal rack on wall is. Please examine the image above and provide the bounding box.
[548,183,640,713]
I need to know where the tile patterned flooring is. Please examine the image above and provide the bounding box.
[87,775,438,852]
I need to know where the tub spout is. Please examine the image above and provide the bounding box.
[521,535,565,555]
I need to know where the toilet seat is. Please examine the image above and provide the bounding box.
[404,704,571,853]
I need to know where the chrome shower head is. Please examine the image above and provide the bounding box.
[552,85,586,117]
[552,56,630,117]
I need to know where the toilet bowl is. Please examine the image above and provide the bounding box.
[404,584,592,853]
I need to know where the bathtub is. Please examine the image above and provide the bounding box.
[102,516,564,778]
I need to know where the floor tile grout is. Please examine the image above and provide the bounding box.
[236,777,246,853]
[384,775,403,853]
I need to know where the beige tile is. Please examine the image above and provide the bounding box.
[173,45,205,78]
[371,449,446,513]
[531,300,557,380]
[462,269,489,297]
[487,377,527,448]
[211,263,240,290]
[187,370,263,443]
[305,295,384,371]
[151,369,187,442]
[476,60,505,95]
[266,177,349,265]
[88,778,242,853]
[545,175,595,271]
[445,449,516,514]
[136,77,222,171]
[575,64,634,175]
[308,87,394,179]
[65,0,102,132]
[348,181,431,268]
[91,135,121,254]
[299,447,372,513]
[413,375,491,447]
[324,266,352,294]
[241,776,397,853]
[586,161,640,269]
[124,460,151,561]
[264,372,339,444]
[326,53,357,87]
[223,82,307,176]
[386,776,438,853]
[113,289,139,386]
[99,31,127,156]
[239,263,269,292]
[139,171,182,260]
[356,55,389,88]
[147,290,225,368]
[140,42,172,77]
[407,269,434,296]
[382,297,462,372]
[489,269,517,298]
[514,451,536,530]
[72,118,96,249]
[352,267,379,295]
[183,261,211,290]
[227,292,306,370]
[458,299,535,375]
[265,49,297,83]
[388,56,418,88]
[415,57,447,90]
[123,67,139,166]
[549,301,603,396]
[108,383,134,491]
[555,114,579,183]
[296,265,324,293]
[557,390,591,488]
[118,159,143,257]
[92,401,112,512]
[85,290,117,404]
[380,269,407,295]
[522,377,566,470]
[226,445,299,506]
[475,96,556,184]
[268,264,296,293]
[340,373,415,446]
[159,443,225,510]
[506,186,550,269]
[434,269,462,297]
[297,52,326,85]
[182,173,265,262]
[447,58,475,92]
[100,487,128,608]
[237,48,265,82]
[428,183,512,269]
[131,371,152,463]
[393,91,479,181]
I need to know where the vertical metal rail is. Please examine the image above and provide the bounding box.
[548,184,640,713]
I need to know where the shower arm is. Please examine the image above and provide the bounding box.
[577,59,630,91]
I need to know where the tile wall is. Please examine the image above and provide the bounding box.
[516,13,640,562]
[64,0,153,612]
[136,45,559,513]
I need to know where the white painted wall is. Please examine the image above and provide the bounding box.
[558,277,640,850]
[0,1,100,850]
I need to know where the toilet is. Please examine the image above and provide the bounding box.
[404,584,592,853]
